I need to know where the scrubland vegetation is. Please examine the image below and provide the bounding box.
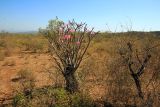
[0,21,160,107]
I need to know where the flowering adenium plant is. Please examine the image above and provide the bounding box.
[43,18,98,93]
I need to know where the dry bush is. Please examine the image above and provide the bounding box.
[17,36,45,53]
[105,34,160,106]
[44,66,65,88]
[0,33,47,54]
[106,58,136,106]
[1,32,160,106]
[13,69,36,99]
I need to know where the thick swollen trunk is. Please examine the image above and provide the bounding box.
[132,74,144,99]
[64,72,78,93]
[63,64,78,93]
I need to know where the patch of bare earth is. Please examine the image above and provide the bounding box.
[0,53,53,98]
[0,52,107,104]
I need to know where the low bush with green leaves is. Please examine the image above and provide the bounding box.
[12,87,94,107]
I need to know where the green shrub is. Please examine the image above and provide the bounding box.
[52,88,70,107]
[70,93,94,107]
[12,92,28,107]
[12,87,94,107]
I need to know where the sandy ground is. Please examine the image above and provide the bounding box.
[0,53,54,98]
[0,52,107,104]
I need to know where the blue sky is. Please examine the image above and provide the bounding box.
[0,0,160,32]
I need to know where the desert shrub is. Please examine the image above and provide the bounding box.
[70,92,94,107]
[52,88,70,107]
[106,58,135,106]
[12,69,36,107]
[17,36,45,53]
[26,87,69,107]
[43,88,93,107]
[12,92,29,107]
[12,87,94,107]
[93,33,110,43]
[41,18,98,93]
[45,67,65,88]
[16,69,36,99]
[105,34,160,106]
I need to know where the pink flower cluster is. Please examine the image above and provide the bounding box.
[57,22,91,46]
[76,41,80,45]
[69,29,75,33]
[64,35,71,40]
[91,32,95,35]
[59,34,80,45]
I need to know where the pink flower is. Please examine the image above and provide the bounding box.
[69,29,75,33]
[76,41,80,45]
[64,35,71,40]
[91,32,95,35]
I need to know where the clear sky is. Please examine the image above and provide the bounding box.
[0,0,160,32]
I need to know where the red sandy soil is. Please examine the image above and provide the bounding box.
[0,52,106,103]
[0,53,53,99]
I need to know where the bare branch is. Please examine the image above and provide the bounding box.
[137,54,151,77]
